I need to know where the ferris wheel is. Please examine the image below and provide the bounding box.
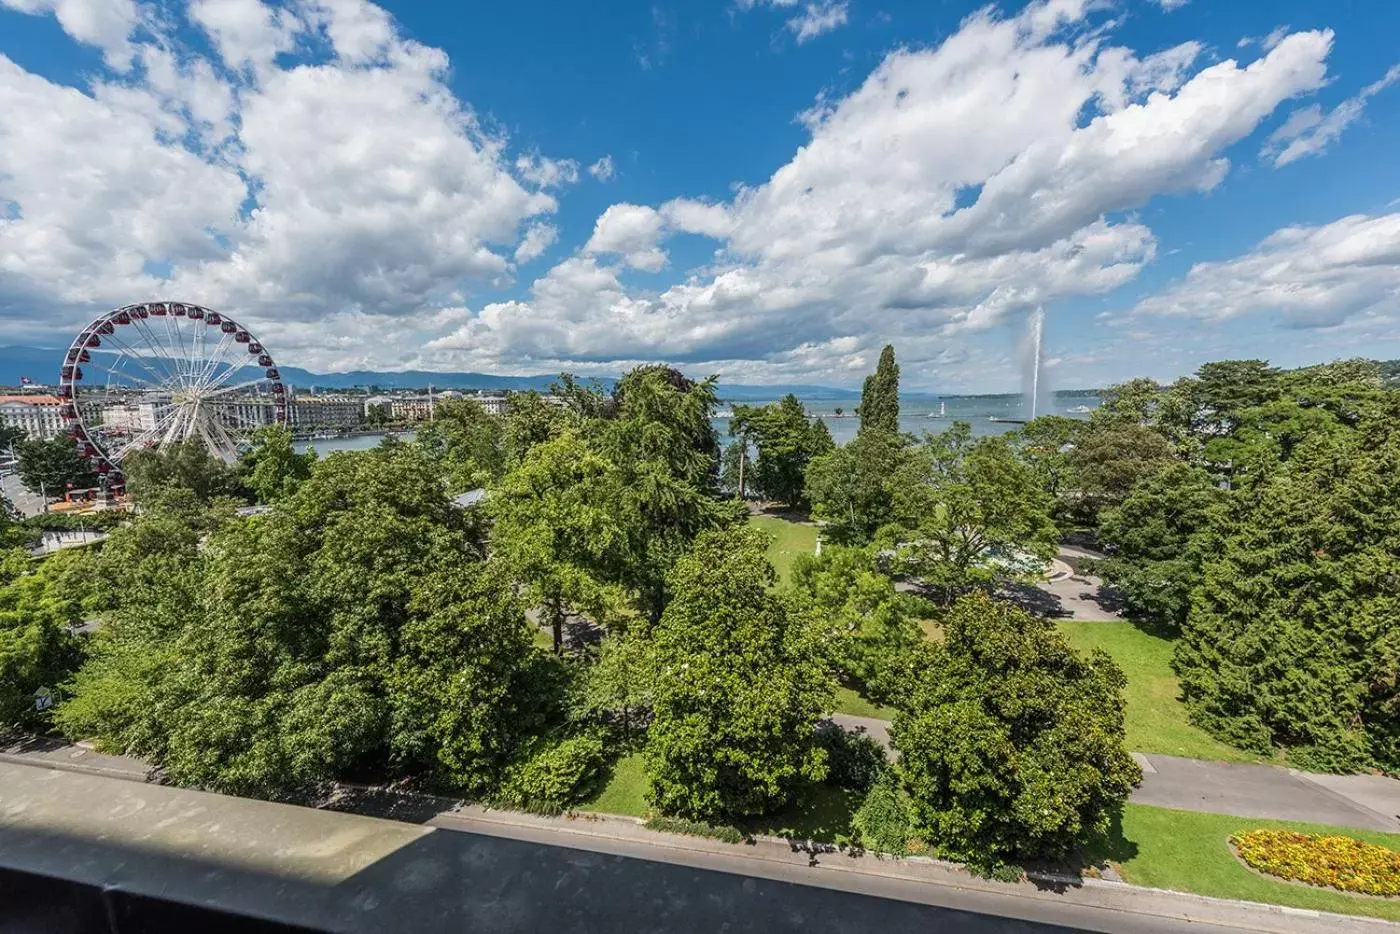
[58,303,287,480]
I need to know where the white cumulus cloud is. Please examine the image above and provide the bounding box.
[1125,212,1400,329]
[0,0,566,371]
[0,0,1354,385]
[1263,63,1400,166]
[514,223,558,264]
[0,0,140,67]
[447,1,1333,384]
[583,203,667,272]
[738,0,849,43]
[588,154,616,181]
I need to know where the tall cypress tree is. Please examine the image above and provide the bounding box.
[859,344,900,436]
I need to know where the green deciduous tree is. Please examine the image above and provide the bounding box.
[415,397,505,491]
[239,425,315,504]
[645,526,834,821]
[892,594,1139,864]
[53,529,201,761]
[364,402,390,428]
[852,770,914,856]
[806,429,908,545]
[886,430,1058,598]
[791,545,923,703]
[389,560,563,790]
[730,394,834,507]
[503,391,568,469]
[491,431,635,651]
[1010,415,1083,503]
[574,629,654,746]
[123,437,246,506]
[16,436,97,497]
[493,729,608,814]
[859,344,900,437]
[597,366,733,621]
[1066,422,1175,522]
[59,443,549,796]
[1,549,84,728]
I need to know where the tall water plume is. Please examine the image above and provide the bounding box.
[1023,306,1045,419]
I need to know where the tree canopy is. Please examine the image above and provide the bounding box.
[415,397,505,492]
[791,544,924,703]
[58,443,551,795]
[859,344,900,437]
[891,594,1139,864]
[16,436,97,496]
[239,425,314,504]
[884,427,1058,598]
[1085,359,1400,772]
[124,437,246,506]
[806,428,908,545]
[730,394,833,507]
[645,526,834,821]
[1,549,84,728]
[1176,425,1400,773]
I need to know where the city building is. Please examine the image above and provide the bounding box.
[219,398,277,432]
[388,395,434,422]
[289,395,363,430]
[476,394,509,416]
[102,399,161,433]
[0,394,65,439]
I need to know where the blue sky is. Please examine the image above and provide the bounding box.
[1,0,1398,391]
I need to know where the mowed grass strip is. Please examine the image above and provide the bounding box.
[1056,621,1265,764]
[579,752,648,817]
[832,685,897,720]
[1091,804,1400,922]
[747,514,818,586]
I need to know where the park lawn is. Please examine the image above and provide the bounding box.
[746,783,859,842]
[832,685,897,720]
[580,752,648,817]
[747,514,818,586]
[1089,804,1400,923]
[1056,621,1264,764]
[580,752,858,844]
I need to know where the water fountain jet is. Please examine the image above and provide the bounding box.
[1024,306,1045,420]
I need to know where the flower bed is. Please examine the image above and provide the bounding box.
[1231,829,1400,897]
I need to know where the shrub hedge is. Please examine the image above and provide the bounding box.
[493,730,607,815]
[1231,830,1400,897]
[644,816,746,844]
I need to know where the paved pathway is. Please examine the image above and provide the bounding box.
[1133,753,1400,832]
[994,545,1124,622]
[0,734,150,781]
[0,466,45,517]
[828,713,890,747]
[812,726,1400,832]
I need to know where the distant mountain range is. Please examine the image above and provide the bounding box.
[0,345,867,400]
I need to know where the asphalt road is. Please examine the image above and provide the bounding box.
[431,810,1254,934]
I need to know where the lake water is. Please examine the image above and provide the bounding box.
[715,394,1095,445]
[301,431,415,456]
[301,395,1097,455]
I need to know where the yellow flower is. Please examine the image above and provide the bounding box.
[1230,830,1400,897]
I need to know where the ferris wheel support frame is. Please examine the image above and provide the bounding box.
[56,302,288,488]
